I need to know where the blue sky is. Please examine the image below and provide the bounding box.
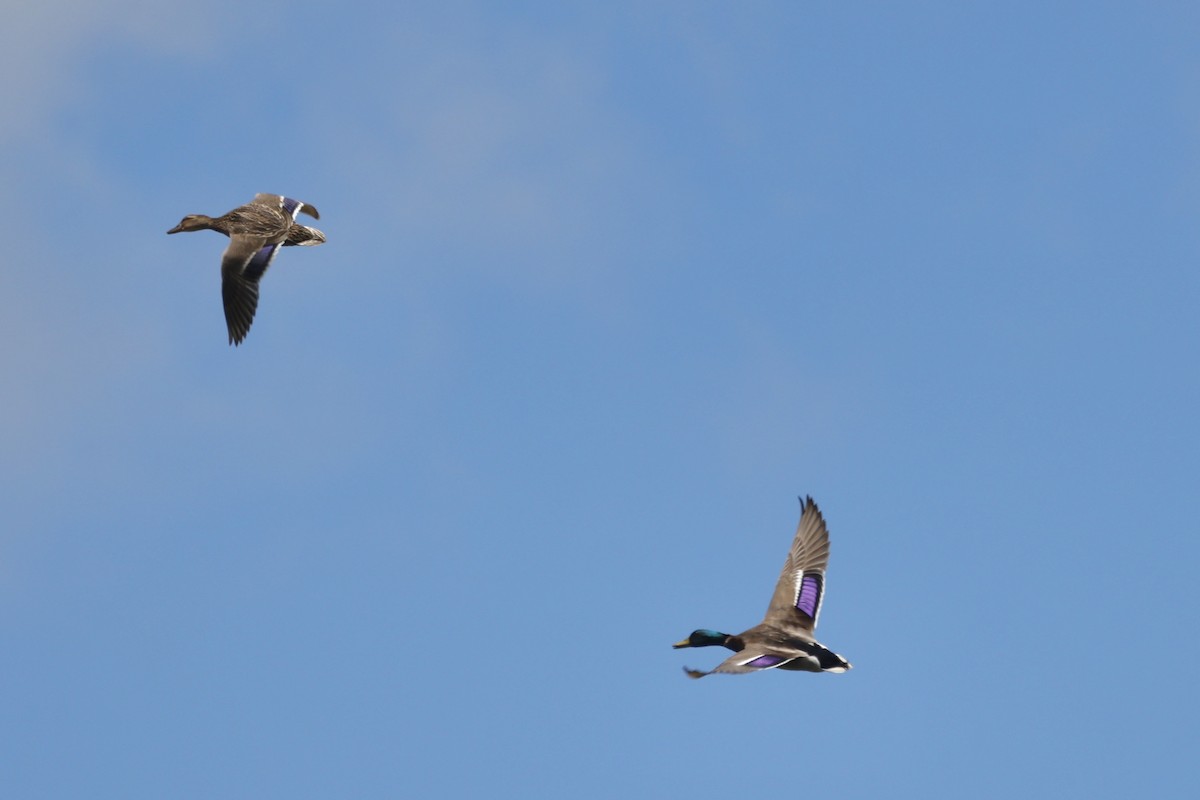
[2,2,1197,797]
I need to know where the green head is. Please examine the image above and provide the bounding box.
[672,629,732,649]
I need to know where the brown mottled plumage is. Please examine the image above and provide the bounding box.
[168,194,325,345]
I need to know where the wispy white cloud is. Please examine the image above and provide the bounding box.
[0,6,723,527]
[0,1,234,498]
[306,19,654,291]
[0,0,222,146]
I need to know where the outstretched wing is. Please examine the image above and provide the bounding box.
[682,650,792,679]
[764,496,831,632]
[252,193,319,219]
[220,235,267,345]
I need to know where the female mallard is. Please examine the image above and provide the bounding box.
[168,193,326,345]
[673,496,852,678]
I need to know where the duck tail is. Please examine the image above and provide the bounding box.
[819,648,852,673]
[286,225,327,246]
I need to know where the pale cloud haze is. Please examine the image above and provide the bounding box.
[1,4,1197,799]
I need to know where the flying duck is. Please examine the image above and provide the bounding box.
[168,193,326,345]
[673,496,852,678]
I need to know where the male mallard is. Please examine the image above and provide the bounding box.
[673,496,852,678]
[168,193,326,345]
